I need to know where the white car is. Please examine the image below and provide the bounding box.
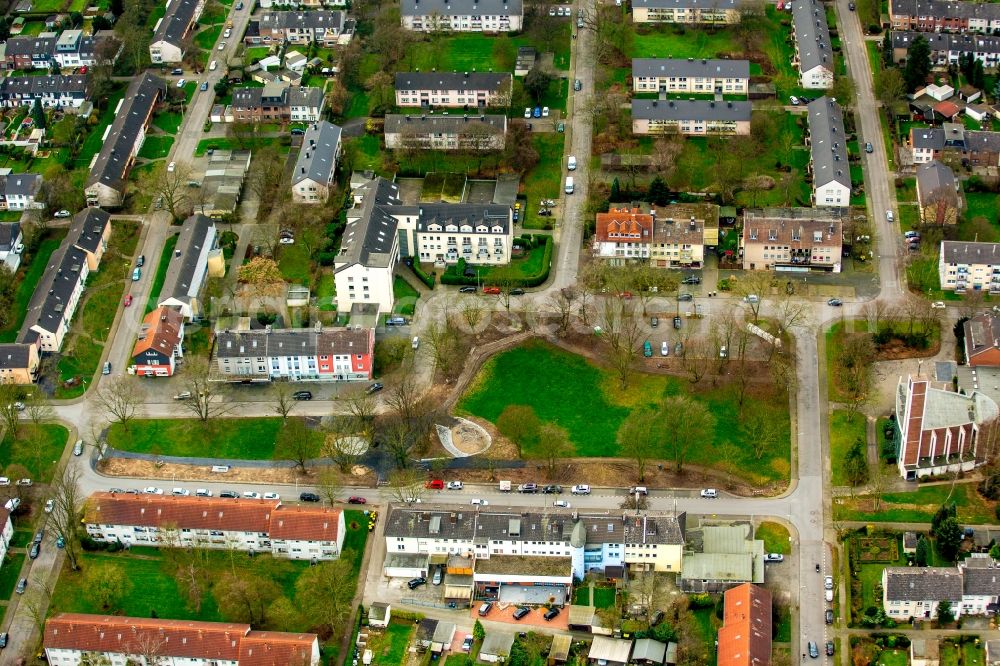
[700,488,718,498]
[789,95,800,105]
[223,28,232,38]
[209,60,218,71]
[542,106,550,117]
[167,162,176,172]
[44,499,54,513]
[824,575,834,590]
[243,491,261,499]
[885,210,894,222]
[660,341,669,356]
[446,481,464,490]
[825,589,834,602]
[571,485,591,495]
[195,489,213,497]
[171,488,190,496]
[176,78,186,88]
[217,41,227,51]
[404,497,422,504]
[0,477,10,486]
[524,107,531,118]
[15,478,31,487]
[553,500,570,508]
[931,301,946,309]
[263,492,280,500]
[764,553,784,562]
[143,487,163,495]
[53,209,71,218]
[278,236,294,244]
[471,498,488,506]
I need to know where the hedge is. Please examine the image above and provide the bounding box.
[409,260,435,289]
[439,236,552,288]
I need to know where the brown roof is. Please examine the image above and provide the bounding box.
[934,101,961,118]
[964,313,1000,365]
[718,583,772,666]
[132,307,184,359]
[315,328,373,357]
[239,631,318,666]
[594,208,653,243]
[269,504,341,542]
[742,210,843,249]
[651,218,704,246]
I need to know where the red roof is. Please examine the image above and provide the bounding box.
[132,307,183,360]
[594,208,653,244]
[269,504,342,542]
[240,631,318,665]
[933,101,960,119]
[718,584,772,666]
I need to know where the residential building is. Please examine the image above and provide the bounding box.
[400,0,523,32]
[395,72,513,108]
[0,508,11,566]
[257,0,346,7]
[0,74,90,110]
[718,584,772,666]
[791,0,834,89]
[964,131,1000,167]
[0,342,36,384]
[214,326,374,382]
[939,240,1000,293]
[631,99,752,136]
[255,10,348,47]
[988,641,1000,666]
[588,637,633,666]
[405,202,514,266]
[149,0,205,63]
[916,161,960,225]
[84,491,346,560]
[631,58,750,94]
[291,121,343,204]
[131,307,185,377]
[631,0,744,24]
[51,29,119,69]
[0,223,23,273]
[231,82,324,123]
[85,74,166,208]
[384,114,507,151]
[157,214,219,321]
[198,149,252,217]
[18,244,89,353]
[67,208,112,271]
[1,35,57,70]
[0,173,42,211]
[883,558,1000,619]
[44,614,320,665]
[650,204,712,268]
[592,208,653,263]
[891,31,1000,69]
[383,505,686,580]
[480,632,516,663]
[963,313,1000,367]
[910,127,946,164]
[741,207,843,272]
[959,554,1000,616]
[806,97,851,207]
[679,523,764,592]
[894,376,998,480]
[889,0,1000,33]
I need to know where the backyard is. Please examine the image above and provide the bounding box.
[106,417,291,459]
[459,340,791,484]
[393,276,420,316]
[147,233,179,312]
[0,231,67,343]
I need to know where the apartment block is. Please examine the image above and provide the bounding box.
[631,0,744,24]
[741,207,844,272]
[631,99,751,135]
[632,58,750,94]
[384,114,507,151]
[214,326,374,382]
[400,0,523,31]
[395,72,513,108]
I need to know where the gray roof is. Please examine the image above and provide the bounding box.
[911,127,945,150]
[965,131,1000,154]
[883,567,963,602]
[961,557,1000,596]
[0,343,32,369]
[215,327,371,359]
[891,0,1000,22]
[336,177,402,272]
[416,203,511,234]
[916,160,955,198]
[18,244,88,340]
[67,208,110,254]
[479,632,515,659]
[1,173,40,198]
[86,74,165,192]
[395,71,511,92]
[632,639,667,664]
[152,0,200,49]
[259,10,345,31]
[806,97,851,189]
[383,505,685,546]
[384,113,507,135]
[0,223,20,252]
[792,0,833,74]
[0,74,89,100]
[941,240,1000,266]
[630,0,742,9]
[289,85,323,109]
[160,214,215,303]
[292,121,342,187]
[632,58,750,80]
[3,35,56,57]
[891,30,1000,56]
[631,99,751,122]
[232,83,323,111]
[401,0,523,17]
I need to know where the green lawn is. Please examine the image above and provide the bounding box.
[194,25,223,50]
[372,622,414,666]
[631,24,742,59]
[689,607,718,666]
[756,521,790,554]
[474,241,549,283]
[8,529,32,550]
[522,134,566,230]
[0,231,66,342]
[137,135,175,160]
[963,642,985,665]
[107,417,293,459]
[404,26,571,72]
[592,586,616,609]
[148,234,179,312]
[195,137,286,156]
[0,553,24,598]
[459,341,791,483]
[277,241,313,285]
[964,191,999,225]
[896,177,916,203]
[0,424,69,483]
[393,276,420,316]
[830,409,867,487]
[316,274,335,312]
[244,46,272,64]
[76,88,126,169]
[152,111,184,135]
[876,649,909,666]
[853,536,906,614]
[834,481,998,524]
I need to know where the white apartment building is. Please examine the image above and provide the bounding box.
[400,0,523,31]
[806,97,851,207]
[291,120,342,204]
[0,508,12,567]
[631,0,743,24]
[395,72,513,108]
[149,0,205,63]
[631,99,752,136]
[384,114,507,151]
[84,492,346,561]
[404,203,513,266]
[883,557,1000,620]
[938,240,1000,293]
[632,58,750,94]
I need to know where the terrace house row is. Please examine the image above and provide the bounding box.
[791,0,834,89]
[214,325,374,382]
[631,99,752,135]
[149,0,205,63]
[231,82,324,123]
[806,97,851,207]
[631,58,750,95]
[882,555,1000,618]
[0,29,119,70]
[395,71,513,108]
[592,203,719,268]
[400,0,524,32]
[889,0,1000,33]
[630,0,746,24]
[0,74,90,110]
[249,10,350,47]
[891,31,1000,69]
[908,125,1000,168]
[384,114,508,151]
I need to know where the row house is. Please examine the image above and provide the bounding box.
[0,172,43,211]
[883,556,1000,619]
[916,160,960,225]
[131,307,185,377]
[85,74,165,208]
[0,342,39,384]
[231,82,324,123]
[0,74,90,110]
[592,204,714,268]
[891,31,1000,70]
[395,71,513,108]
[718,584,772,666]
[254,10,348,47]
[291,120,342,204]
[0,509,11,565]
[0,30,117,70]
[149,0,205,64]
[214,326,374,382]
[806,97,851,207]
[84,491,347,561]
[741,207,844,272]
[45,614,320,666]
[938,240,1000,293]
[631,99,752,135]
[889,0,1000,33]
[894,375,997,480]
[0,222,23,272]
[158,214,223,321]
[792,0,834,89]
[384,114,507,151]
[631,58,750,95]
[1,35,56,70]
[908,125,1000,167]
[257,0,346,7]
[631,0,744,24]
[400,0,523,32]
[593,208,653,263]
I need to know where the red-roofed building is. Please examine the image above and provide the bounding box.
[44,613,319,665]
[592,208,653,263]
[131,306,184,377]
[84,492,345,561]
[933,101,961,121]
[718,583,771,666]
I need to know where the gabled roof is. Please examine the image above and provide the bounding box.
[595,208,653,244]
[401,0,523,16]
[383,113,507,135]
[916,160,956,200]
[160,215,215,304]
[18,244,88,340]
[743,207,844,248]
[68,208,111,254]
[965,131,1000,154]
[215,327,372,360]
[0,74,89,98]
[910,127,945,150]
[792,0,833,74]
[239,631,317,666]
[416,203,511,233]
[632,639,667,664]
[941,240,1000,265]
[480,632,515,659]
[632,99,751,122]
[589,637,632,664]
[806,97,851,190]
[0,343,33,369]
[152,0,200,49]
[133,307,184,361]
[336,177,402,271]
[960,556,1000,596]
[892,30,1000,56]
[631,0,742,9]
[632,58,749,80]
[883,567,963,601]
[890,0,1000,21]
[292,121,342,187]
[718,584,772,666]
[0,173,40,198]
[259,10,345,31]
[395,71,511,92]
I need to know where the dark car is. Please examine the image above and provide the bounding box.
[827,298,843,306]
[459,286,477,293]
[219,490,239,498]
[292,390,313,401]
[865,141,874,153]
[651,316,658,328]
[825,609,834,624]
[291,127,305,135]
[650,610,664,626]
[678,293,693,302]
[0,632,7,648]
[137,254,145,267]
[543,608,560,621]
[510,288,525,296]
[33,530,44,544]
[367,382,384,394]
[673,316,682,329]
[825,642,835,656]
[543,485,563,494]
[29,542,39,559]
[348,496,367,504]
[15,578,26,594]
[407,577,427,589]
[513,607,531,620]
[808,641,819,659]
[682,276,701,285]
[300,492,321,502]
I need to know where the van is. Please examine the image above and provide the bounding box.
[700,488,718,498]
[132,267,141,281]
[478,602,493,616]
[564,176,574,194]
[412,336,420,349]
[386,316,406,326]
[567,155,577,171]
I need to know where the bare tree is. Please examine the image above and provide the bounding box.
[322,416,365,473]
[178,357,230,423]
[599,297,645,390]
[681,338,711,385]
[658,395,715,473]
[459,297,487,331]
[141,162,192,223]
[862,299,894,333]
[733,272,774,322]
[316,466,343,505]
[617,406,661,482]
[838,333,876,417]
[50,465,84,570]
[548,288,578,337]
[94,377,144,433]
[25,392,55,428]
[343,390,378,444]
[270,383,296,423]
[772,293,812,337]
[0,382,22,437]
[535,423,573,477]
[387,468,426,503]
[424,315,466,379]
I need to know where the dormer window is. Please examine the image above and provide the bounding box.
[768,230,777,241]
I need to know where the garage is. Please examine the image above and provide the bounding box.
[383,553,429,579]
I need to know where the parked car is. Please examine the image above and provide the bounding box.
[143,487,163,495]
[408,577,427,590]
[574,79,582,91]
[174,391,192,400]
[462,636,474,652]
[544,608,560,621]
[510,288,525,296]
[4,498,19,512]
[931,301,946,309]
[471,498,489,506]
[682,276,701,284]
[459,286,477,293]
[660,341,669,356]
[54,209,71,218]
[16,478,31,487]
[0,477,10,486]
[0,632,7,648]
[478,602,493,616]
[764,553,784,562]
[886,210,894,222]
[825,641,835,656]
[865,141,873,153]
[292,390,313,400]
[426,479,445,490]
[519,483,538,493]
[673,316,682,329]
[223,28,232,38]
[827,298,843,306]
[571,485,591,495]
[808,641,819,659]
[348,496,367,504]
[513,607,531,620]
[524,107,531,118]
[447,481,464,490]
[15,578,27,594]
[825,609,834,624]
[217,42,226,51]
[543,485,562,494]
[432,567,443,585]
[553,500,570,508]
[483,286,501,294]
[219,490,239,498]
[102,361,112,375]
[533,107,541,118]
[643,340,653,357]
[171,488,190,496]
[195,489,213,497]
[299,492,320,502]
[124,294,133,307]
[44,499,54,513]
[367,382,384,394]
[678,293,693,302]
[630,486,648,495]
[824,575,833,590]
[700,488,718,498]
[789,95,800,105]
[542,106,550,117]
[176,78,185,88]
[651,316,658,328]
[29,542,39,559]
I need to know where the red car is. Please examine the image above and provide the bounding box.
[347,496,367,504]
[426,479,444,490]
[482,286,501,295]
[124,294,133,307]
[620,291,633,300]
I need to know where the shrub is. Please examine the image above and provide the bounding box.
[410,261,435,289]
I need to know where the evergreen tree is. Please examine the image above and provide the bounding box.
[934,517,964,561]
[972,60,985,90]
[931,502,956,534]
[914,535,930,566]
[882,31,893,68]
[647,176,670,206]
[844,437,869,487]
[994,79,1000,101]
[936,601,955,624]
[903,36,932,92]
[610,177,621,202]
[31,99,46,130]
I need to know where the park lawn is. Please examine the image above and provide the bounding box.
[630,23,742,59]
[137,135,175,160]
[522,134,566,230]
[148,233,179,312]
[277,240,313,285]
[0,553,24,598]
[194,25,223,50]
[475,242,549,283]
[830,409,867,487]
[393,276,420,316]
[0,424,69,482]
[459,340,791,484]
[756,521,790,554]
[834,481,997,524]
[0,231,66,342]
[107,417,288,459]
[76,87,126,169]
[592,586,616,609]
[152,111,183,135]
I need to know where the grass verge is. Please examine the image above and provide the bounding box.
[830,409,867,487]
[107,417,289,459]
[0,424,69,482]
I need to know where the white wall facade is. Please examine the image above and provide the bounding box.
[633,75,748,94]
[45,649,239,666]
[402,13,522,31]
[800,64,834,89]
[334,261,396,314]
[814,181,850,207]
